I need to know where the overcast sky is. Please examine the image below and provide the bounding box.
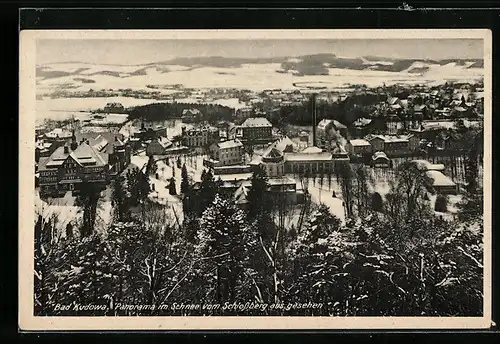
[37,38,484,65]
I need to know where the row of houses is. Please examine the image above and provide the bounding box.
[346,134,420,157]
[346,117,479,157]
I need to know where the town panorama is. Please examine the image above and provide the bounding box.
[33,38,485,318]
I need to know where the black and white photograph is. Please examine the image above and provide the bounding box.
[19,29,491,330]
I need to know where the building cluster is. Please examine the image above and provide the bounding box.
[135,110,275,156]
[181,108,202,123]
[36,81,479,208]
[37,130,131,197]
[315,119,348,149]
[181,125,220,148]
[346,134,420,157]
[199,112,351,207]
[373,84,483,123]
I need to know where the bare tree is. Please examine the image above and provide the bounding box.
[34,201,64,315]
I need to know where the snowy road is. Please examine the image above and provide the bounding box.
[306,179,346,224]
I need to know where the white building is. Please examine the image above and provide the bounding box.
[346,139,372,155]
[409,159,457,194]
[205,139,245,167]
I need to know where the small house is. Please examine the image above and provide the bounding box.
[146,137,172,156]
[346,139,372,156]
[370,151,391,168]
[425,170,458,195]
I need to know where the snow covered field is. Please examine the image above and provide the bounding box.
[35,188,113,238]
[36,96,246,123]
[307,179,346,224]
[38,61,483,94]
[36,97,168,124]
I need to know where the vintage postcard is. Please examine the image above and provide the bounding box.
[19,29,492,331]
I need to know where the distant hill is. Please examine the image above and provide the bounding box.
[36,54,484,81]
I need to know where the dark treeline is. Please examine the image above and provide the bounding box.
[268,93,384,128]
[127,102,235,123]
[35,161,483,317]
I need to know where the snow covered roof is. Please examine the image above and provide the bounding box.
[249,154,263,165]
[152,136,172,149]
[39,142,107,170]
[284,152,333,162]
[301,146,323,154]
[272,136,296,152]
[349,139,371,147]
[353,118,372,127]
[317,119,347,130]
[187,125,219,134]
[215,139,243,149]
[372,151,389,161]
[36,141,53,150]
[92,137,109,152]
[426,170,456,187]
[449,99,463,106]
[267,177,297,186]
[234,184,249,204]
[45,128,72,139]
[216,173,253,182]
[368,135,409,143]
[387,97,400,105]
[241,117,272,128]
[75,131,126,154]
[462,120,482,128]
[71,142,108,166]
[262,147,284,159]
[332,144,348,154]
[411,160,445,171]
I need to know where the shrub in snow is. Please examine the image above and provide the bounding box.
[435,194,448,212]
[371,192,383,211]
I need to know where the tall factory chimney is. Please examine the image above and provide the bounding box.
[311,93,317,147]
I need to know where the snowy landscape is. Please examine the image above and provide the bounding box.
[33,38,485,319]
[37,59,483,93]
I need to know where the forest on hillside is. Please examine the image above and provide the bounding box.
[127,102,235,123]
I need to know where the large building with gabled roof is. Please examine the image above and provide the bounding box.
[236,117,273,142]
[75,131,131,176]
[38,133,109,197]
